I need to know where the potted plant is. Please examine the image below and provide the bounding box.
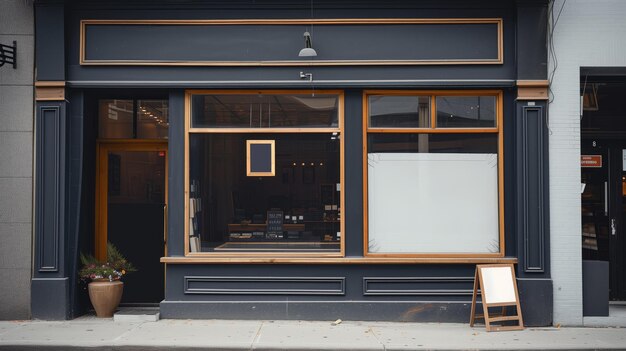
[79,242,136,317]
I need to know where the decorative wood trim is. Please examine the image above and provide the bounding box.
[184,276,346,295]
[80,18,503,66]
[190,128,340,134]
[183,89,345,257]
[516,80,549,87]
[35,81,65,101]
[35,81,66,87]
[95,140,168,260]
[363,277,474,296]
[161,256,519,264]
[516,80,549,100]
[366,128,499,134]
[362,90,505,258]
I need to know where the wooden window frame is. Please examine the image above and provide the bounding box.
[362,89,505,258]
[246,140,276,177]
[184,90,345,258]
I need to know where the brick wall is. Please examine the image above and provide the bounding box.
[550,0,626,326]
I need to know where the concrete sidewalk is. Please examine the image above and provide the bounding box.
[1,317,626,350]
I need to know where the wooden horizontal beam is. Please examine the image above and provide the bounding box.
[35,81,65,101]
[160,256,519,265]
[516,80,549,100]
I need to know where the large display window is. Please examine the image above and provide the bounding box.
[185,90,344,256]
[364,90,504,257]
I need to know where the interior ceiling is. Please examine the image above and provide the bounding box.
[581,75,626,134]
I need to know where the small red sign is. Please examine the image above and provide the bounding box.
[581,155,602,168]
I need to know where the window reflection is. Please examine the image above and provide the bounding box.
[137,100,169,139]
[98,99,169,139]
[191,94,339,128]
[99,100,134,139]
[368,95,430,128]
[368,133,498,154]
[189,133,341,253]
[436,96,496,128]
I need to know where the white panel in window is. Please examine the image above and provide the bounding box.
[367,153,499,254]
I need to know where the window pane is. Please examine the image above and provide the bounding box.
[436,96,496,128]
[137,100,169,139]
[368,133,497,153]
[189,133,341,253]
[99,99,133,138]
[191,94,339,128]
[368,95,430,128]
[367,133,499,254]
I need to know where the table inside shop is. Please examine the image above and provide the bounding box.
[216,223,339,252]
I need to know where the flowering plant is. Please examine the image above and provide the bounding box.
[79,242,136,282]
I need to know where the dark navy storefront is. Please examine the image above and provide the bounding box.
[31,0,552,325]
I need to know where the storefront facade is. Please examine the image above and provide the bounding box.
[31,0,552,325]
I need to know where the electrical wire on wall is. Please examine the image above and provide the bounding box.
[546,0,567,134]
[547,0,567,104]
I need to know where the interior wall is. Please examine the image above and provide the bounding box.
[549,0,626,326]
[0,0,34,320]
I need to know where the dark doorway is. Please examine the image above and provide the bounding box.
[96,142,168,304]
[581,77,626,301]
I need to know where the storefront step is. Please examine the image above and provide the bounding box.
[113,307,160,323]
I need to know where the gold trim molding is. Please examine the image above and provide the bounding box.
[161,256,519,265]
[35,81,65,101]
[516,80,549,100]
[80,18,503,67]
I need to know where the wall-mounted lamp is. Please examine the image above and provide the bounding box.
[298,31,317,57]
[0,41,17,69]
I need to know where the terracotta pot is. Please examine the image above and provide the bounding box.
[88,280,123,318]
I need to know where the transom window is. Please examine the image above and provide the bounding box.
[98,99,169,139]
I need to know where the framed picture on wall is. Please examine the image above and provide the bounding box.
[246,140,275,176]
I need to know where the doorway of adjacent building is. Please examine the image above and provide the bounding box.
[95,141,168,304]
[581,77,626,301]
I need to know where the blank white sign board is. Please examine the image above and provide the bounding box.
[470,264,524,331]
[367,152,499,253]
[480,266,516,304]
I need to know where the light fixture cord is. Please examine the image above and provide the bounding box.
[311,0,315,97]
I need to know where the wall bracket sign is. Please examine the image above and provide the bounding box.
[581,155,602,168]
[0,41,17,69]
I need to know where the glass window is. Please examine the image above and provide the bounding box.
[137,100,169,139]
[191,94,339,128]
[368,133,497,154]
[99,100,134,138]
[365,91,502,256]
[189,133,340,253]
[436,96,496,128]
[186,91,343,255]
[98,99,169,139]
[368,95,430,128]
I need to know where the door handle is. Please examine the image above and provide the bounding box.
[611,218,616,236]
[163,204,168,244]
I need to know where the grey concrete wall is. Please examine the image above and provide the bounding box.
[0,0,34,320]
[549,0,626,326]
